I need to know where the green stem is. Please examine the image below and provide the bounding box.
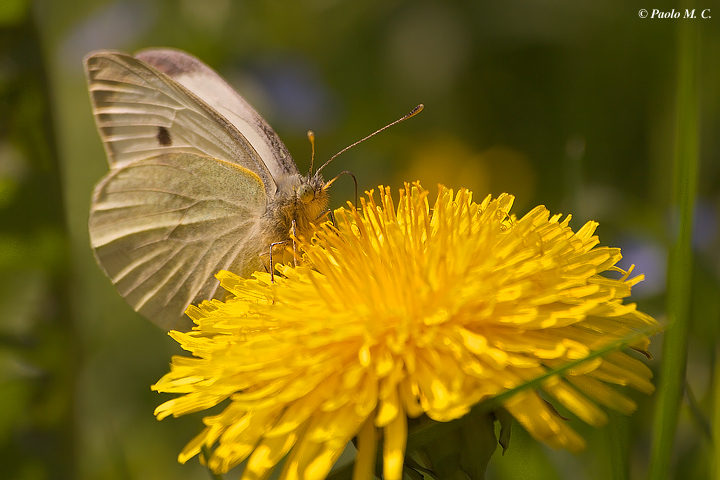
[608,411,630,480]
[647,1,700,478]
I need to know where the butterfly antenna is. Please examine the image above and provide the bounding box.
[307,130,316,175]
[315,104,424,176]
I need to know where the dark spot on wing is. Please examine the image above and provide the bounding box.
[157,126,172,146]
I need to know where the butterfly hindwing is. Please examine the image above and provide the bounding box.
[89,152,269,331]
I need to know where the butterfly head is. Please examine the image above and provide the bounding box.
[298,182,317,204]
[298,173,331,210]
[274,173,330,239]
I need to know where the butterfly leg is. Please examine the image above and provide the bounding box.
[315,209,337,228]
[290,220,299,267]
[267,241,285,283]
[268,235,298,282]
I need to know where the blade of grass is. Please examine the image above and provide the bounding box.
[608,411,630,480]
[647,1,700,479]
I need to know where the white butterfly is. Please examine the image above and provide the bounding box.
[84,48,331,331]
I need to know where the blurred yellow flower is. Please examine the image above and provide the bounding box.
[152,183,660,480]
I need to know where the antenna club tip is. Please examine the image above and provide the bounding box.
[409,104,424,117]
[307,130,315,140]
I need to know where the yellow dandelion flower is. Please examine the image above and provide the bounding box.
[152,183,661,480]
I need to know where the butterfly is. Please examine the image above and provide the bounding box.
[84,48,332,331]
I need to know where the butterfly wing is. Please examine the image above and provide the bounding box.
[84,50,277,195]
[89,152,269,331]
[135,48,300,181]
[84,50,292,330]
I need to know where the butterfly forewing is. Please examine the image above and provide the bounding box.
[84,52,277,193]
[135,48,300,182]
[89,152,269,331]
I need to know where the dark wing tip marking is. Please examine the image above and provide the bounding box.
[136,49,202,77]
[157,126,172,146]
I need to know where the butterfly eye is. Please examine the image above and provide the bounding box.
[298,184,315,204]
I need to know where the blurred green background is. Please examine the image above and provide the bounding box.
[1,0,718,479]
